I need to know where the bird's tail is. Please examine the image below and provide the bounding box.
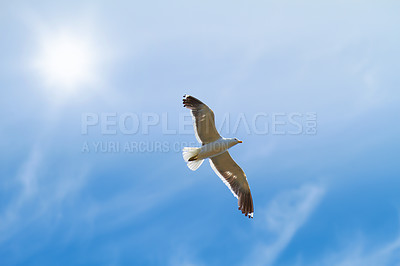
[182,147,203,171]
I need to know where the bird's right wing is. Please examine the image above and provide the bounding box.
[209,152,254,218]
[183,95,221,144]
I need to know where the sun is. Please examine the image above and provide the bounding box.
[33,31,98,94]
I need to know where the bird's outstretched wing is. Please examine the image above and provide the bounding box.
[209,152,254,218]
[183,95,221,144]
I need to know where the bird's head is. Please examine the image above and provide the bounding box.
[227,138,243,149]
[234,138,243,144]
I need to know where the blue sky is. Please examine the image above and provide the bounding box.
[1,1,400,265]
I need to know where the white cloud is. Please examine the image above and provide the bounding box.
[250,183,325,266]
[17,147,42,199]
[15,7,118,108]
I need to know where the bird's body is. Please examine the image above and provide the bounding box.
[182,94,254,218]
[193,138,237,160]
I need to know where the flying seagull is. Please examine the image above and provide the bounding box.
[182,94,254,218]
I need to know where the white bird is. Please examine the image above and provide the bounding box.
[182,94,254,218]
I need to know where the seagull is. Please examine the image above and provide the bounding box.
[182,94,254,218]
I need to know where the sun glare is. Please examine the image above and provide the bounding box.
[33,31,98,94]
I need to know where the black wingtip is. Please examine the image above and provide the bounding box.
[182,95,205,109]
[238,192,254,219]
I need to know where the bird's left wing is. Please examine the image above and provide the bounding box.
[209,152,254,218]
[183,95,221,144]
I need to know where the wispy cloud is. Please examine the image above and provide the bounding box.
[168,245,205,266]
[81,174,196,232]
[0,147,42,242]
[0,146,88,244]
[317,225,400,266]
[250,183,325,266]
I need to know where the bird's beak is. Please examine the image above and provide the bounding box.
[238,140,243,143]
